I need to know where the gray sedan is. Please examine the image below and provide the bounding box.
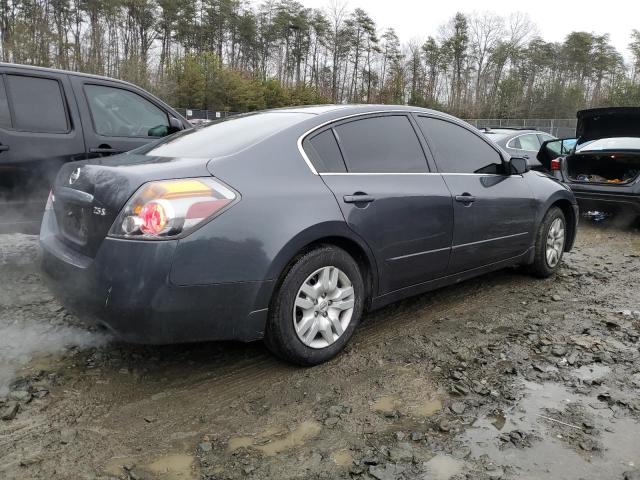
[482,127,556,170]
[40,105,578,365]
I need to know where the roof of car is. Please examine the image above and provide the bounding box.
[482,127,540,135]
[0,62,142,90]
[269,104,459,118]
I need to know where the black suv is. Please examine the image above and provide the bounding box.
[538,108,640,217]
[0,63,190,233]
[482,127,556,170]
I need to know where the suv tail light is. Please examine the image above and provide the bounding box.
[108,178,237,239]
[550,158,562,171]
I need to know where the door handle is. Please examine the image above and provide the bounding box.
[0,144,9,152]
[455,194,476,203]
[343,194,375,204]
[89,147,119,155]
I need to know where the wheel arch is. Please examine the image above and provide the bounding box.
[549,198,577,252]
[264,223,378,312]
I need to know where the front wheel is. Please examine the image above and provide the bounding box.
[529,206,566,278]
[264,246,364,366]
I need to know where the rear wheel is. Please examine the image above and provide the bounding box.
[530,206,566,278]
[264,246,364,366]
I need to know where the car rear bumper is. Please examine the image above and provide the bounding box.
[39,212,272,344]
[572,189,640,214]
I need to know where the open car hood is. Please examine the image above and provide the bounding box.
[577,107,640,142]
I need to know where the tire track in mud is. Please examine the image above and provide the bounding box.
[109,269,530,419]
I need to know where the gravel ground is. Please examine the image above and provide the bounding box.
[0,220,639,480]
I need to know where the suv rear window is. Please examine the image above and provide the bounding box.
[0,77,11,129]
[140,112,311,158]
[5,75,68,133]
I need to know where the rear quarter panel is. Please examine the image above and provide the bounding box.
[526,171,578,250]
[168,121,368,288]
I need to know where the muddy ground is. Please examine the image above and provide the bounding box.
[1,220,639,480]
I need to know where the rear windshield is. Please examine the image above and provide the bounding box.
[137,112,311,158]
[576,137,640,153]
[484,132,510,142]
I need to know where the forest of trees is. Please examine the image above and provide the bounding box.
[1,0,640,118]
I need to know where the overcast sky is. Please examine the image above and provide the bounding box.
[301,0,637,61]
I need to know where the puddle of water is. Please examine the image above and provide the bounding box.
[228,421,322,456]
[256,421,322,456]
[105,456,137,475]
[461,381,640,479]
[412,398,443,417]
[371,395,400,413]
[227,436,254,452]
[331,449,354,467]
[573,364,611,382]
[423,454,465,480]
[371,394,442,417]
[105,454,196,479]
[147,454,196,479]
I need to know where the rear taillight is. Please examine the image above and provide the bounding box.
[550,158,561,171]
[108,178,237,239]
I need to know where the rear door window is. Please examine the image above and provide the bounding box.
[0,77,11,129]
[518,134,541,151]
[84,84,169,138]
[334,115,428,173]
[538,133,555,145]
[417,116,502,174]
[5,75,68,132]
[303,129,347,173]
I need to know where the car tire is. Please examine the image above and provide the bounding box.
[264,245,365,366]
[529,206,566,278]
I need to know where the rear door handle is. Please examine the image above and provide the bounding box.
[89,147,120,155]
[455,194,476,203]
[343,194,375,204]
[0,144,9,152]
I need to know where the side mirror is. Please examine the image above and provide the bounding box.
[508,156,529,175]
[168,116,184,133]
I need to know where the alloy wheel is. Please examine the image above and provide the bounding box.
[293,266,355,349]
[545,217,565,268]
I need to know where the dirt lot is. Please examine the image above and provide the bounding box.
[1,220,639,480]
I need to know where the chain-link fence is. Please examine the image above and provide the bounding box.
[464,118,577,138]
[176,109,579,138]
[174,108,240,121]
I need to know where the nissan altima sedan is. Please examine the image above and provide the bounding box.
[40,105,578,365]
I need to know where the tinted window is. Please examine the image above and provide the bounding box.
[139,112,310,158]
[85,84,169,138]
[0,77,11,129]
[303,129,346,173]
[334,115,427,173]
[417,117,502,174]
[538,133,555,145]
[519,134,541,151]
[6,75,68,132]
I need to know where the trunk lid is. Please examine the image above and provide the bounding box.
[576,107,640,142]
[51,153,212,257]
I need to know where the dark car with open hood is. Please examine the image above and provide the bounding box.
[40,105,578,366]
[538,107,640,217]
